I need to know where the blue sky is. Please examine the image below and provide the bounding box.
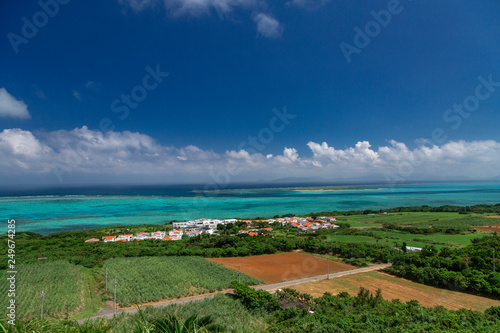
[1,0,500,185]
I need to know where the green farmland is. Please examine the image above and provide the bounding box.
[328,211,495,249]
[336,212,493,229]
[104,256,264,307]
[0,261,85,320]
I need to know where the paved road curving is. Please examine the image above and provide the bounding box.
[77,263,392,324]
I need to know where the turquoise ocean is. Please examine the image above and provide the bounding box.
[1,182,500,234]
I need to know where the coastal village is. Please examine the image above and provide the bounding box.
[84,216,339,243]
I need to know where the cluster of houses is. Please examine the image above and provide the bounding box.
[85,229,184,243]
[84,216,339,243]
[261,216,339,231]
[238,227,274,236]
[172,218,237,231]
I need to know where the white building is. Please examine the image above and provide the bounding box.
[172,218,237,230]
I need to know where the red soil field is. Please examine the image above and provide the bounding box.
[207,252,355,284]
[473,223,500,232]
[290,271,500,312]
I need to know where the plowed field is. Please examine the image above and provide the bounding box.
[289,271,500,311]
[473,223,500,232]
[207,252,355,284]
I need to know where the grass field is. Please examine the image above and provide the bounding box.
[336,212,492,229]
[326,235,377,243]
[0,261,85,320]
[346,222,383,228]
[104,256,263,307]
[329,212,493,248]
[289,271,500,312]
[327,230,485,248]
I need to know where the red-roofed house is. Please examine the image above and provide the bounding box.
[102,236,116,242]
[85,238,99,243]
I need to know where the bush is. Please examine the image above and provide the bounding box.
[231,282,280,312]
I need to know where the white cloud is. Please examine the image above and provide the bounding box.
[1,127,500,184]
[0,88,31,119]
[118,1,283,39]
[275,147,299,164]
[0,129,54,173]
[119,0,257,16]
[253,13,283,38]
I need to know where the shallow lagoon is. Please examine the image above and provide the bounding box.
[1,182,500,234]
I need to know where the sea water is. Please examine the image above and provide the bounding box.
[1,182,500,234]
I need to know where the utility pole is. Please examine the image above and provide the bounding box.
[114,278,117,314]
[326,255,330,280]
[237,263,241,283]
[40,290,45,320]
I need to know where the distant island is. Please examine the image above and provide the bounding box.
[291,186,383,191]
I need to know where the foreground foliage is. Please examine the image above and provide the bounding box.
[3,286,500,332]
[232,284,500,332]
[0,294,268,332]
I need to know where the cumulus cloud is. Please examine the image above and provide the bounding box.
[0,88,31,119]
[253,13,283,38]
[1,126,500,184]
[0,129,53,172]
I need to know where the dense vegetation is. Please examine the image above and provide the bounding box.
[0,261,84,320]
[4,287,500,332]
[385,235,500,298]
[105,256,263,306]
[231,284,500,332]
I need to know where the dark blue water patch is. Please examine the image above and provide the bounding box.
[0,181,419,198]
